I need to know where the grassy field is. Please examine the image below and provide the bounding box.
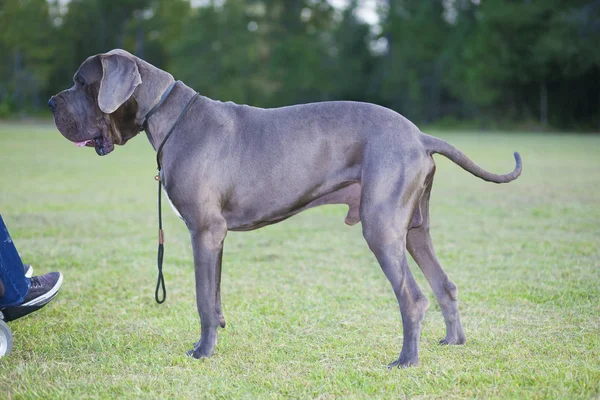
[0,123,598,399]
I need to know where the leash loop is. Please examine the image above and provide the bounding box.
[155,178,166,304]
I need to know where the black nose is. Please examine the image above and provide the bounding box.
[48,97,57,113]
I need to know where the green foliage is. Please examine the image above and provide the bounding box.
[0,0,598,129]
[0,99,12,118]
[450,0,600,127]
[377,0,453,122]
[0,0,54,110]
[169,0,265,105]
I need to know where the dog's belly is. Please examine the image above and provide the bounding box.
[223,166,361,231]
[224,181,360,231]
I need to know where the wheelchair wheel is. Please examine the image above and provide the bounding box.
[0,319,12,357]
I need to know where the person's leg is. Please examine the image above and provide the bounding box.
[0,215,29,308]
[0,215,63,322]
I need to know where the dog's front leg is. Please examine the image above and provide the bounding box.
[186,217,227,359]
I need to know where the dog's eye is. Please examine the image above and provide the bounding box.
[75,77,85,87]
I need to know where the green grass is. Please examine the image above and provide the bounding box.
[0,123,599,399]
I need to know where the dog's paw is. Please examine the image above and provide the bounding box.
[387,353,419,369]
[187,338,217,359]
[439,334,466,345]
[187,346,215,359]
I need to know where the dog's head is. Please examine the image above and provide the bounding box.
[49,49,170,156]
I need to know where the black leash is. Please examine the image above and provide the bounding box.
[144,82,199,304]
[155,173,166,304]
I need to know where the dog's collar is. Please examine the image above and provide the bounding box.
[141,80,180,132]
[140,79,199,169]
[154,91,199,171]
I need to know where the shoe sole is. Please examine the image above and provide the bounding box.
[1,304,47,322]
[21,272,63,307]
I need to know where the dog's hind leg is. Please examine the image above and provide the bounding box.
[406,168,466,345]
[360,147,431,368]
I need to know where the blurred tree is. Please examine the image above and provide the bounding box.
[144,0,191,69]
[260,0,338,105]
[49,0,152,90]
[169,0,343,107]
[0,0,55,113]
[323,0,374,103]
[168,0,266,104]
[451,0,600,128]
[376,0,455,123]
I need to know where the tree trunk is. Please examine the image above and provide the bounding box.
[540,80,548,128]
[135,11,144,58]
[117,18,128,49]
[12,49,23,109]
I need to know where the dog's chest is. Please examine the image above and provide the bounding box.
[160,171,183,220]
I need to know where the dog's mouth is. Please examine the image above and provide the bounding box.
[73,131,115,156]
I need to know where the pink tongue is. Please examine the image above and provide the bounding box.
[74,140,91,147]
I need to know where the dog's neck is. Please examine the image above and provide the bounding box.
[142,81,198,152]
[142,80,179,126]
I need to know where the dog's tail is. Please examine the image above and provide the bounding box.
[419,133,522,184]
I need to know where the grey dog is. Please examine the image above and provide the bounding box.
[49,49,521,368]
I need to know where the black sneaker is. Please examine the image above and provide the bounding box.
[1,272,63,322]
[21,272,63,307]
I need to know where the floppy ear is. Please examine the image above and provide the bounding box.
[98,53,142,114]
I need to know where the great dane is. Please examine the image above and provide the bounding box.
[49,49,521,368]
